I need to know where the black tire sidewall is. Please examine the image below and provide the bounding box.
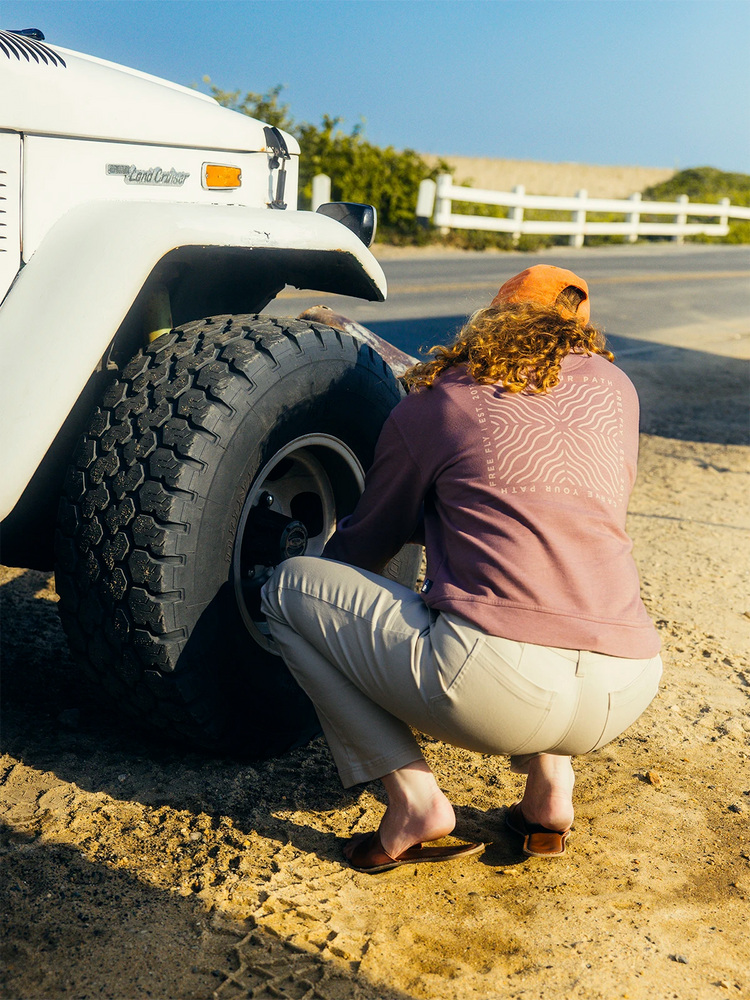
[179,335,401,753]
[56,317,405,757]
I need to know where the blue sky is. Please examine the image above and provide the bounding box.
[3,1,749,172]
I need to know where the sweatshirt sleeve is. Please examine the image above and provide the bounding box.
[323,407,427,572]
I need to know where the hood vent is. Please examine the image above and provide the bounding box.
[0,29,66,67]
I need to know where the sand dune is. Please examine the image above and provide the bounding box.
[421,154,675,198]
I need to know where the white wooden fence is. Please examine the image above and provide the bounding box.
[416,174,750,246]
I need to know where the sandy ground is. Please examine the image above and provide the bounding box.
[1,338,749,998]
[417,155,674,198]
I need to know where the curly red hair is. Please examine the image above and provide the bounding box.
[402,302,614,395]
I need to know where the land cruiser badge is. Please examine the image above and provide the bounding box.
[106,164,189,186]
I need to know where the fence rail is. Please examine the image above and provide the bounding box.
[416,174,750,246]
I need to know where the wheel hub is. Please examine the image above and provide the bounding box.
[232,434,365,653]
[242,503,309,569]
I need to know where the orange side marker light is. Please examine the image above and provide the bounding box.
[203,164,242,189]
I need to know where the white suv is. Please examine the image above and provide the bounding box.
[0,28,419,755]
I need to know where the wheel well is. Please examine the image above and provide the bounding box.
[104,244,382,369]
[0,244,379,570]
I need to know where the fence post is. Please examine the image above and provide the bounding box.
[719,196,730,230]
[416,178,437,227]
[510,184,525,244]
[435,173,453,235]
[673,193,689,243]
[569,189,587,248]
[625,192,641,244]
[311,173,331,212]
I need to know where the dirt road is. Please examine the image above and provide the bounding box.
[1,327,749,998]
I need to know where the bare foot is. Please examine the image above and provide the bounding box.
[519,754,575,832]
[343,759,456,861]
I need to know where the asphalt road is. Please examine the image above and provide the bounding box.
[268,243,750,445]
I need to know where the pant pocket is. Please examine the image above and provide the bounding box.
[428,638,556,755]
[588,655,663,753]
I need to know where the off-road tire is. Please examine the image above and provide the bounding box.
[55,315,419,756]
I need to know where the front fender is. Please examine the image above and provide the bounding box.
[0,200,387,520]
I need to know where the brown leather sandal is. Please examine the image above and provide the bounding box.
[505,801,571,858]
[345,830,485,874]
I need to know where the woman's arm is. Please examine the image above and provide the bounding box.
[323,410,426,573]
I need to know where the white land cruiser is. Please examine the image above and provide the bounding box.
[0,28,419,755]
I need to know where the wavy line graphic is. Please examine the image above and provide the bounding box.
[483,383,624,496]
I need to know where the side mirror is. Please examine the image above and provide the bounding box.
[316,202,377,248]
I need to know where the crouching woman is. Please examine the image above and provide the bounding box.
[261,265,662,872]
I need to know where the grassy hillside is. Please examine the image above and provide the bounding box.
[642,167,750,243]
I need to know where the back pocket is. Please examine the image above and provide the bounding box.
[589,656,663,752]
[428,638,556,755]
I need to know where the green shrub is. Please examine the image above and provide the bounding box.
[642,167,750,243]
[294,116,436,238]
[643,166,750,203]
[203,80,445,240]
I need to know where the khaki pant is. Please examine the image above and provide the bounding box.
[261,556,662,788]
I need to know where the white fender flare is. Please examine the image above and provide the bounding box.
[0,201,387,520]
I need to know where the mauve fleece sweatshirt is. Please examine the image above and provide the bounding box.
[324,352,660,658]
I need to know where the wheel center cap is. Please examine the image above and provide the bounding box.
[280,520,308,561]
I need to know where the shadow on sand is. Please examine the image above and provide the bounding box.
[1,568,522,999]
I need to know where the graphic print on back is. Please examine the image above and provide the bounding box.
[471,376,626,507]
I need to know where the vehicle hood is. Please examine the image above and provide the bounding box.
[0,30,299,154]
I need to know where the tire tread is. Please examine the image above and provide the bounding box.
[56,315,403,754]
